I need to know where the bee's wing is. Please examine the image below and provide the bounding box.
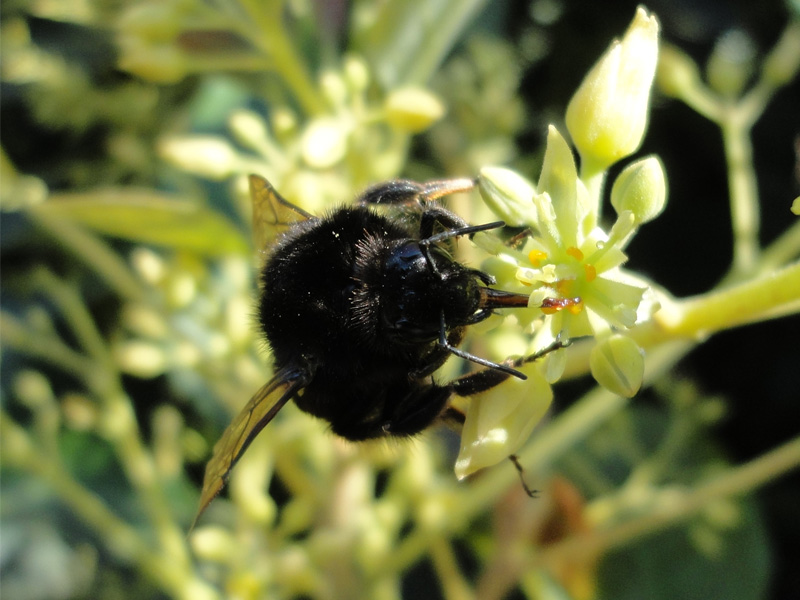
[192,365,309,529]
[249,174,314,251]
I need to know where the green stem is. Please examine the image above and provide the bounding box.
[100,385,193,572]
[29,208,146,302]
[720,106,760,275]
[32,269,114,367]
[760,219,800,273]
[535,435,800,570]
[655,260,800,338]
[0,311,96,379]
[560,262,800,382]
[3,282,191,572]
[0,414,219,600]
[430,537,475,600]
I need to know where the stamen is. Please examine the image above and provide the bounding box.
[528,249,548,266]
[555,279,575,296]
[566,246,584,261]
[584,264,597,282]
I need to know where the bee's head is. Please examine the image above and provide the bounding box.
[378,240,484,343]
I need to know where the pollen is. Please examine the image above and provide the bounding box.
[568,298,584,314]
[566,246,584,261]
[528,249,548,266]
[539,296,583,315]
[584,264,597,282]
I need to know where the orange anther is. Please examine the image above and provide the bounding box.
[528,249,548,266]
[584,264,597,282]
[566,246,584,261]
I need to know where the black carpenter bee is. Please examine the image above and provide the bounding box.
[193,175,572,525]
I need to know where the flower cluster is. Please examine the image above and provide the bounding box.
[456,7,666,477]
[157,54,445,219]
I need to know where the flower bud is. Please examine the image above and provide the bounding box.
[455,365,553,479]
[229,109,271,153]
[344,54,370,93]
[117,4,184,42]
[190,526,238,563]
[384,87,445,133]
[320,70,348,107]
[478,166,537,226]
[118,40,187,84]
[301,118,348,168]
[13,370,55,409]
[657,45,702,98]
[610,155,667,225]
[113,340,168,377]
[706,29,755,98]
[566,7,659,172]
[158,136,239,180]
[792,197,800,216]
[590,334,644,397]
[763,22,800,87]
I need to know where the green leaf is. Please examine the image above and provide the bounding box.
[597,500,769,600]
[33,189,249,255]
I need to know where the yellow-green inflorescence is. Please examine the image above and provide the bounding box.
[456,7,665,478]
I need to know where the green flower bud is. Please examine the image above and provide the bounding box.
[706,29,755,98]
[117,4,184,43]
[566,7,659,172]
[113,341,168,378]
[384,87,445,133]
[344,54,370,93]
[763,24,800,87]
[229,109,272,154]
[158,136,239,180]
[118,42,187,84]
[792,196,800,216]
[190,526,238,562]
[590,334,644,397]
[13,370,54,409]
[657,45,702,98]
[478,166,537,226]
[320,70,348,107]
[610,155,667,225]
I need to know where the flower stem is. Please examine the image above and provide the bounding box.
[430,537,476,600]
[656,260,800,338]
[0,413,219,600]
[29,208,145,302]
[535,435,800,569]
[720,107,761,275]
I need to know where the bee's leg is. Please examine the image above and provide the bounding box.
[409,327,465,380]
[437,312,527,379]
[379,384,453,438]
[356,178,475,207]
